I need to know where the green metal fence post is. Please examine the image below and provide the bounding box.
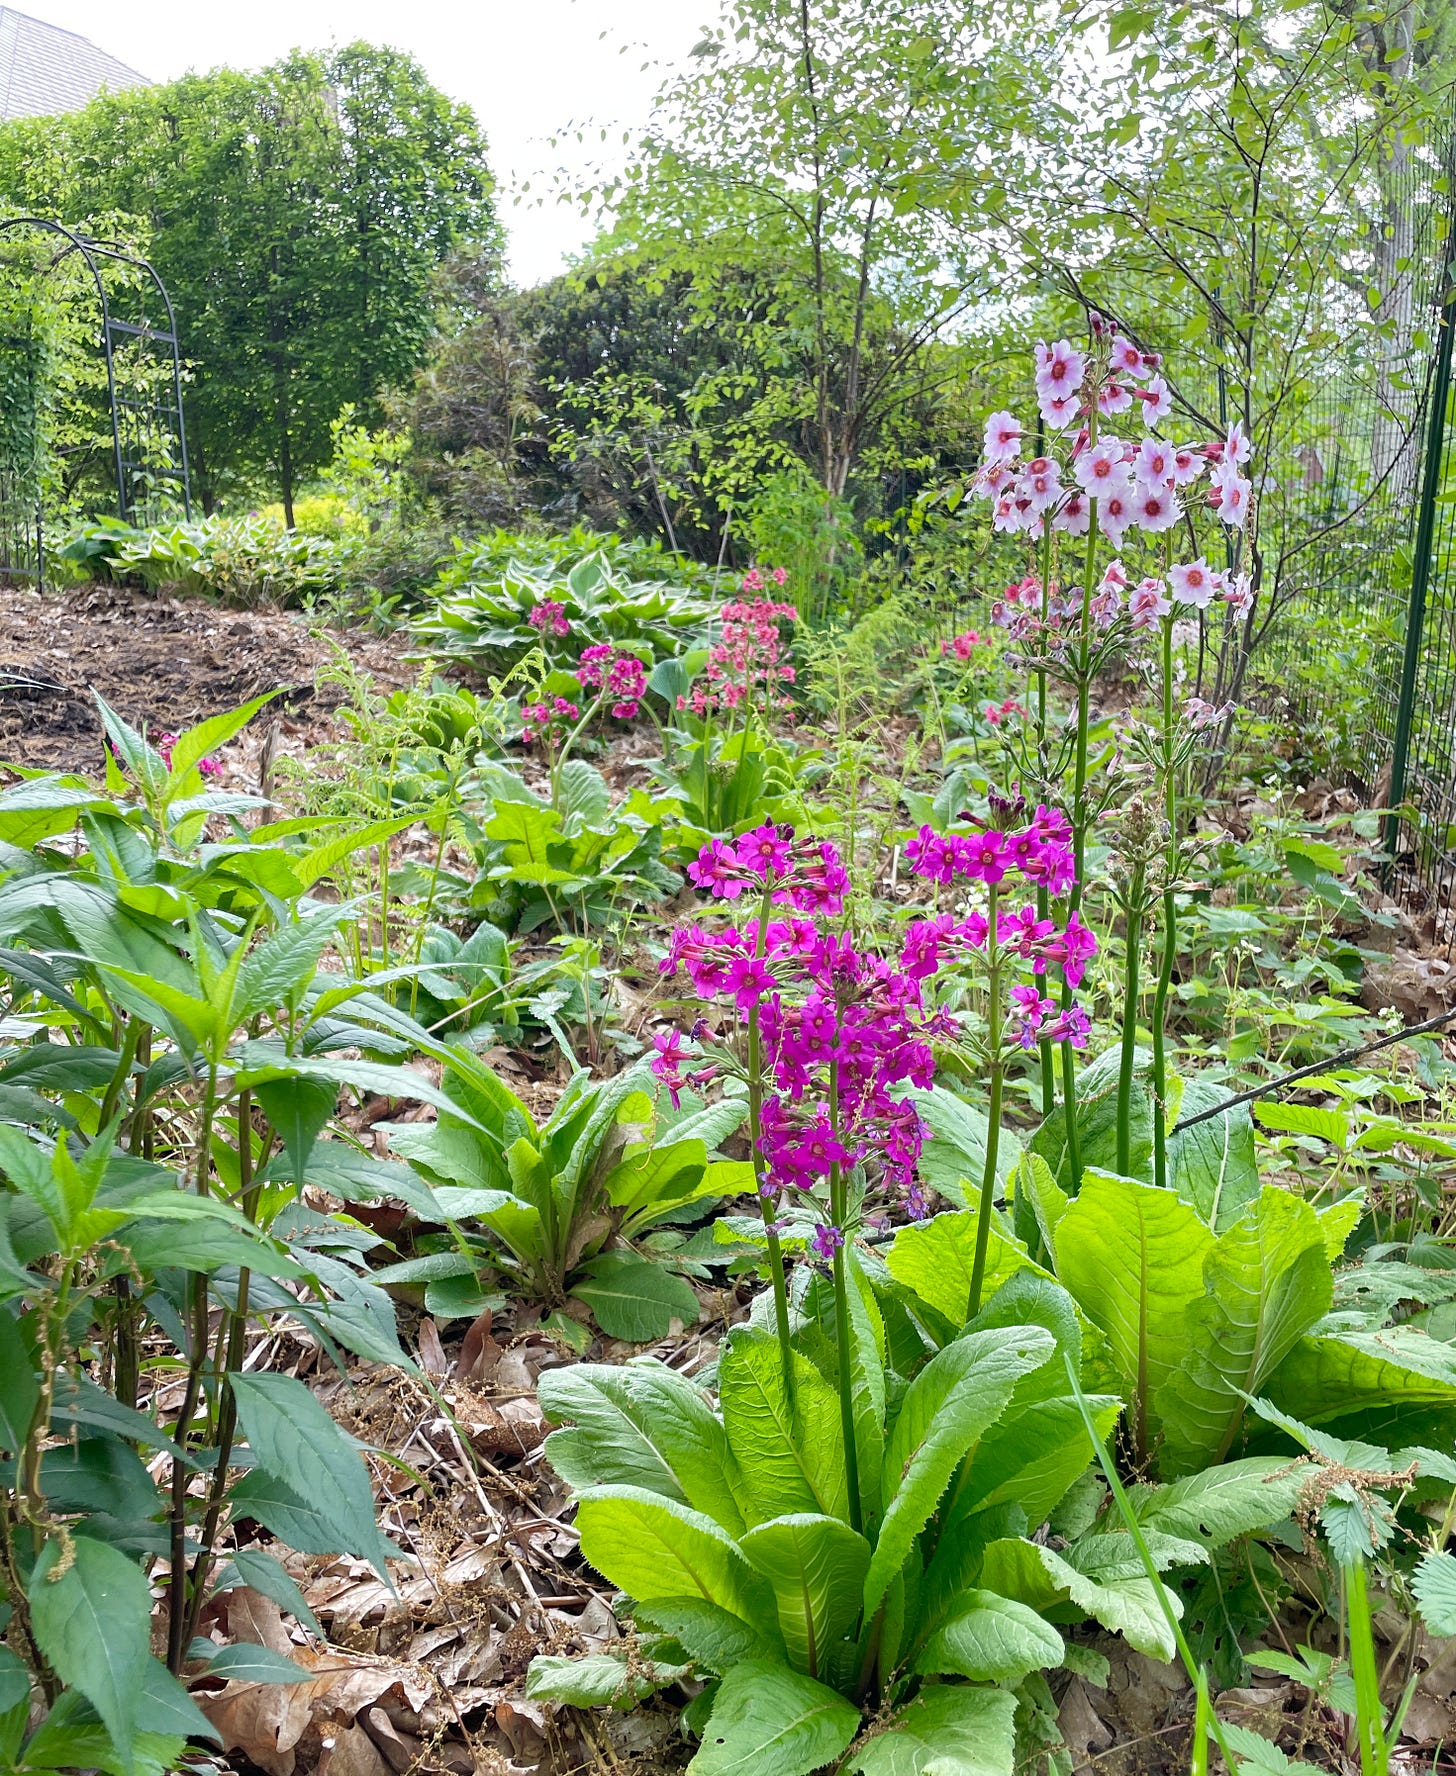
[1385,247,1456,877]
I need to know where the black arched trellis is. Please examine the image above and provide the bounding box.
[0,217,191,589]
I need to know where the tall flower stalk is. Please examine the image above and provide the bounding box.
[967,320,1256,1186]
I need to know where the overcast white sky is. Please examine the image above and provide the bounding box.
[31,0,710,285]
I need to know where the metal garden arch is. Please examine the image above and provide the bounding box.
[0,216,191,587]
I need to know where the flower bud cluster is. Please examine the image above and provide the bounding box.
[521,696,579,746]
[527,599,571,638]
[680,576,798,719]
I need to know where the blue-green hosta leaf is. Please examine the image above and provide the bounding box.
[846,1683,1017,1776]
[570,1250,701,1341]
[740,1514,870,1689]
[686,1657,859,1776]
[885,1209,1046,1326]
[526,1650,686,1707]
[865,1324,1055,1618]
[913,1588,1063,1682]
[718,1327,849,1525]
[29,1536,152,1763]
[1168,1077,1261,1231]
[1155,1188,1332,1476]
[1055,1169,1212,1412]
[575,1486,770,1624]
[540,1359,743,1532]
[1413,1550,1456,1636]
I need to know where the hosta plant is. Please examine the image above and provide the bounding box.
[384,1057,753,1340]
[415,548,714,673]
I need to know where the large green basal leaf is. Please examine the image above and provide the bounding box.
[1167,1077,1261,1231]
[914,1587,1064,1682]
[864,1324,1055,1617]
[1155,1188,1331,1476]
[846,1683,1017,1776]
[1263,1328,1456,1446]
[1054,1169,1212,1433]
[718,1327,849,1525]
[885,1209,1047,1327]
[906,1084,1022,1206]
[1032,1045,1154,1189]
[978,1535,1181,1662]
[740,1514,870,1688]
[634,1598,783,1672]
[570,1249,701,1341]
[687,1658,860,1776]
[575,1486,770,1623]
[540,1358,744,1532]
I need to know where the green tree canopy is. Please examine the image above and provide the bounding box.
[0,42,497,519]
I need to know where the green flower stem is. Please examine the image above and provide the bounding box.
[1152,614,1177,1193]
[551,688,608,807]
[1065,1352,1241,1776]
[1034,528,1056,1118]
[747,882,794,1386]
[828,1064,863,1538]
[1059,406,1101,1190]
[1116,865,1146,1179]
[969,884,1003,1319]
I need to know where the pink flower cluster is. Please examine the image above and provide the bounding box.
[578,645,647,720]
[902,803,1095,1050]
[658,828,943,1214]
[156,732,220,779]
[527,600,571,638]
[680,585,798,720]
[941,629,986,660]
[742,565,790,592]
[905,803,1076,897]
[974,323,1253,547]
[521,695,579,745]
[685,826,849,912]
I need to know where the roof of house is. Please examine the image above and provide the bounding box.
[0,6,147,122]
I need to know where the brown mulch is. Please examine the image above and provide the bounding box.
[0,582,416,774]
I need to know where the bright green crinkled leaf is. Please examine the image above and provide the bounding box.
[570,1249,701,1341]
[1133,1457,1305,1547]
[913,1588,1064,1682]
[575,1486,770,1624]
[539,1359,743,1533]
[904,1084,1021,1206]
[1264,1328,1456,1445]
[1155,1188,1332,1475]
[846,1682,1017,1776]
[1055,1169,1212,1417]
[978,1535,1182,1662]
[29,1535,151,1764]
[718,1327,849,1525]
[865,1324,1055,1617]
[633,1598,782,1672]
[1253,1102,1349,1147]
[740,1514,870,1688]
[885,1209,1046,1326]
[1168,1077,1261,1231]
[687,1657,859,1776]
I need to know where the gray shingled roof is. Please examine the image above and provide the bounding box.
[0,7,147,122]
